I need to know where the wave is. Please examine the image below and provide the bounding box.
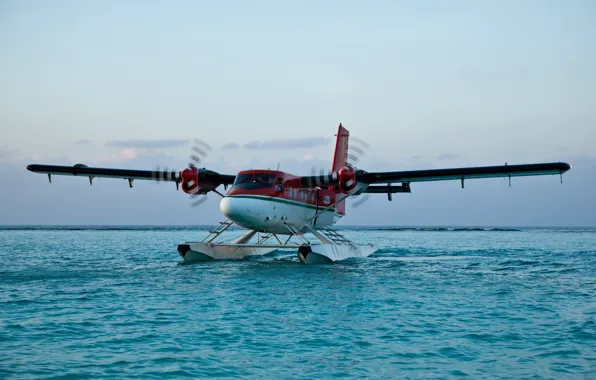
[340,226,596,233]
[350,227,523,232]
[0,225,235,232]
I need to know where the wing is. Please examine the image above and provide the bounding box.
[27,163,236,192]
[299,161,571,195]
[357,162,571,185]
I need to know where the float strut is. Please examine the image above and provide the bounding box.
[461,178,464,189]
[89,176,93,186]
[128,178,134,188]
[48,174,52,183]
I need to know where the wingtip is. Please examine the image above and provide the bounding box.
[561,162,572,172]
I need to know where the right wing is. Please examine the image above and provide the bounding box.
[298,161,571,198]
[357,162,572,185]
[26,163,236,193]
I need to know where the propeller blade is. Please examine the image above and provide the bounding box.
[190,195,208,207]
[350,136,370,149]
[189,139,212,168]
[352,194,370,208]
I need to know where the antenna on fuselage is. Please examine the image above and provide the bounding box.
[276,163,280,170]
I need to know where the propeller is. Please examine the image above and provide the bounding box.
[306,166,335,188]
[187,139,212,207]
[347,136,369,167]
[305,134,371,209]
[151,138,216,208]
[346,135,370,208]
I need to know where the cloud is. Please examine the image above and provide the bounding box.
[105,139,190,149]
[115,148,145,160]
[222,137,331,150]
[221,143,240,149]
[0,146,18,162]
[437,153,466,161]
[95,148,156,164]
[74,139,90,144]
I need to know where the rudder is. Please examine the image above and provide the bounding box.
[332,123,349,215]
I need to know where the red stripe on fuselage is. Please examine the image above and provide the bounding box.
[226,170,342,212]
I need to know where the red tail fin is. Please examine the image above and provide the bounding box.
[332,123,349,215]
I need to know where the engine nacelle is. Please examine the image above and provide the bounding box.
[337,166,357,194]
[180,167,216,195]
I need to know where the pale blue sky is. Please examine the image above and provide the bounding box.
[1,0,595,225]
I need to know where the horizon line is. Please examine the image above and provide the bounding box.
[1,224,594,229]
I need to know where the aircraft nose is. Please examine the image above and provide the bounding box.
[220,197,242,219]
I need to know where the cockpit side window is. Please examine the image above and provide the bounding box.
[233,173,252,185]
[253,174,276,184]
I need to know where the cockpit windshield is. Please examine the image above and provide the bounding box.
[232,173,278,190]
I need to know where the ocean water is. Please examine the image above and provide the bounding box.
[1,226,595,379]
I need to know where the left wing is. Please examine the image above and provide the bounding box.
[26,163,236,193]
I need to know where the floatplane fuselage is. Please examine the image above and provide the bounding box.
[26,123,571,264]
[220,170,342,235]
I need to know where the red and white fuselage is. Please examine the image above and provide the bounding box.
[220,170,345,234]
[218,125,355,234]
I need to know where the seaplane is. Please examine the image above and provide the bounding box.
[26,124,571,264]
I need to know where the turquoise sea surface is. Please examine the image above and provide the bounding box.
[1,226,595,379]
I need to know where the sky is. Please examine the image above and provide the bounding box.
[1,0,595,226]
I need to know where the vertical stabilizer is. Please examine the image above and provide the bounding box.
[332,123,349,215]
[332,123,349,172]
